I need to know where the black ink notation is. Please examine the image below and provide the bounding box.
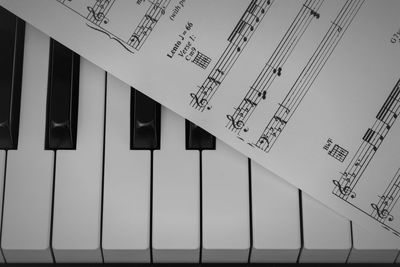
[333,78,400,202]
[254,0,364,152]
[369,169,400,224]
[226,0,324,135]
[190,0,274,112]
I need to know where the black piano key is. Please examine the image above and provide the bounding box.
[0,7,25,149]
[45,39,80,150]
[185,120,215,150]
[130,88,161,150]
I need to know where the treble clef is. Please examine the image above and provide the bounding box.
[371,203,394,221]
[332,180,356,198]
[87,6,109,24]
[190,93,208,108]
[226,115,244,129]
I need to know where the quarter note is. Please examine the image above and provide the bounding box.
[273,67,282,76]
[257,90,267,99]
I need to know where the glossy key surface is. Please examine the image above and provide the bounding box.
[131,88,161,150]
[0,7,25,149]
[185,120,215,150]
[45,39,80,150]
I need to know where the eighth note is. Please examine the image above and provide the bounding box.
[304,4,320,19]
[331,21,342,32]
[273,115,287,125]
[244,98,257,107]
[208,76,221,85]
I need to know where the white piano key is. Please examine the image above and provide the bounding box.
[51,59,105,263]
[201,140,250,263]
[152,107,200,263]
[299,193,351,263]
[0,151,5,263]
[348,223,400,263]
[102,75,151,263]
[250,161,301,263]
[1,25,54,263]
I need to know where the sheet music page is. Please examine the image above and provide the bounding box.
[2,0,400,242]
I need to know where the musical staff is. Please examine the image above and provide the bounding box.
[190,0,274,111]
[128,0,171,50]
[86,0,113,25]
[254,0,364,152]
[370,169,400,224]
[226,0,324,133]
[332,78,400,201]
[56,0,170,53]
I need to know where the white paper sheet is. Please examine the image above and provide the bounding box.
[2,0,400,243]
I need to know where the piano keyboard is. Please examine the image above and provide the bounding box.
[0,7,399,264]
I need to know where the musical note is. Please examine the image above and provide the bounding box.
[244,98,257,107]
[216,69,224,75]
[278,103,290,113]
[354,159,361,167]
[208,77,221,85]
[151,1,166,15]
[273,115,287,125]
[226,115,245,129]
[273,67,282,76]
[234,106,249,115]
[303,4,320,19]
[258,91,267,100]
[331,21,342,32]
[268,126,282,137]
[145,14,158,23]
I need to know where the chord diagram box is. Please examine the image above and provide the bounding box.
[328,144,348,162]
